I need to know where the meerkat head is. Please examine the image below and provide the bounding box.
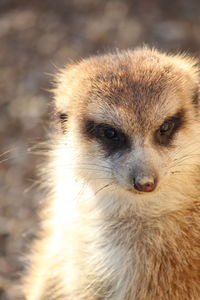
[53,48,199,202]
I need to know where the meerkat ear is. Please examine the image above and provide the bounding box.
[183,58,200,110]
[173,54,199,109]
[191,76,199,113]
[58,112,68,132]
[192,85,199,108]
[53,64,77,133]
[52,103,68,133]
[53,103,69,133]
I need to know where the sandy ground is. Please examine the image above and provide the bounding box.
[0,0,199,299]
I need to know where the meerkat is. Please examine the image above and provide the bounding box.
[23,47,200,300]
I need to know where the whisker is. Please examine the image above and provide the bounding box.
[170,161,199,170]
[62,162,112,170]
[92,177,112,180]
[0,157,10,164]
[171,171,196,176]
[170,154,200,169]
[95,182,114,196]
[24,180,41,194]
[0,149,13,158]
[62,166,112,174]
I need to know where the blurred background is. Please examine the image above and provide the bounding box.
[0,0,199,299]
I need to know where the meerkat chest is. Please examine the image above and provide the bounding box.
[76,213,200,300]
[76,218,145,300]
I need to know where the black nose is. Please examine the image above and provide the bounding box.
[133,175,157,192]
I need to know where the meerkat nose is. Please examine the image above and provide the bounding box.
[133,175,157,192]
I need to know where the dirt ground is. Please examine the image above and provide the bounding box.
[0,0,199,299]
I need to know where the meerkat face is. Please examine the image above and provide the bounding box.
[55,48,199,198]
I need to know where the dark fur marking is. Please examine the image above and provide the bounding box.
[154,109,186,147]
[84,120,131,156]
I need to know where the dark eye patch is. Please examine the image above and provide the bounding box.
[154,110,185,146]
[84,120,131,156]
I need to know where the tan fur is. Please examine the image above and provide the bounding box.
[23,47,200,300]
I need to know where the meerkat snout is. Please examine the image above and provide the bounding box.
[128,147,159,193]
[133,174,157,192]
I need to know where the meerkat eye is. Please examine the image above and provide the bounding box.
[84,120,130,155]
[155,119,176,146]
[102,127,120,141]
[97,125,123,146]
[155,111,184,146]
[159,120,175,135]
